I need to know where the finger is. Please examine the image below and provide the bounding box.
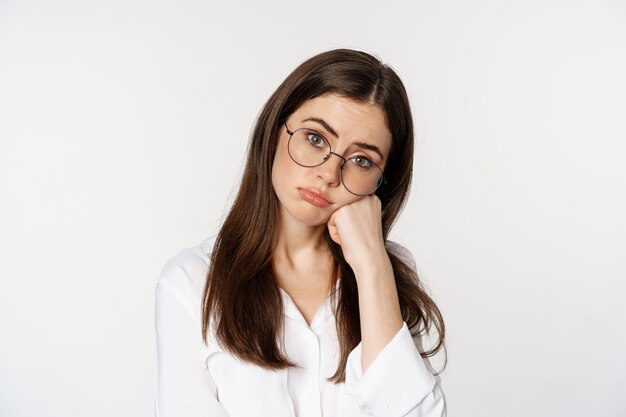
[327,212,341,245]
[327,223,341,245]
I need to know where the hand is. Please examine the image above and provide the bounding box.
[326,194,387,271]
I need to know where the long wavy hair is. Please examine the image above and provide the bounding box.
[201,48,445,383]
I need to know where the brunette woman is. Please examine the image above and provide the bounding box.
[155,48,446,417]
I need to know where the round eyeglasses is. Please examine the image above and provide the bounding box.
[284,123,385,196]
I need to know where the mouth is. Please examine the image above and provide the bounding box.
[297,188,332,208]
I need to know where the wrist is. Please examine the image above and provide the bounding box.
[352,251,393,282]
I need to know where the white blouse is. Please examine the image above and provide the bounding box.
[155,235,446,417]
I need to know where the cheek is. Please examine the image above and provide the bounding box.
[331,194,364,211]
[271,146,298,190]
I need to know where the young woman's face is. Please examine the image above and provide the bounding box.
[271,93,393,227]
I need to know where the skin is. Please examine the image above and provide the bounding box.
[271,93,404,374]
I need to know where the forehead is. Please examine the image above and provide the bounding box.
[289,94,393,159]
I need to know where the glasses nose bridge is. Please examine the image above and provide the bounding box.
[323,151,347,169]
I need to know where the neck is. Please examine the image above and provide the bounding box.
[272,206,331,270]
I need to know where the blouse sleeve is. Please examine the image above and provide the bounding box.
[342,322,446,417]
[155,260,230,417]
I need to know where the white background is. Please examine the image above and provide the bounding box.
[1,0,625,416]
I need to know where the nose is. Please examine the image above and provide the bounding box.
[315,152,344,187]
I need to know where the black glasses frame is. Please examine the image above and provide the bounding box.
[284,122,386,196]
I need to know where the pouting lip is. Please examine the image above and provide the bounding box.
[299,187,333,204]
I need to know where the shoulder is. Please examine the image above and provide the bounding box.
[155,235,217,320]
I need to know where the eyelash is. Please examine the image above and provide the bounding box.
[306,133,325,147]
[350,155,373,168]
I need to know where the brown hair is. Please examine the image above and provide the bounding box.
[201,48,446,382]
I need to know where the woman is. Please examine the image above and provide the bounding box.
[155,48,446,417]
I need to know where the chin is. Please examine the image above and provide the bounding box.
[282,202,335,227]
[295,209,333,226]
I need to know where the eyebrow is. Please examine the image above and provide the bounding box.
[302,117,338,138]
[301,117,385,162]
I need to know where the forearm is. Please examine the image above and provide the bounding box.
[354,251,404,373]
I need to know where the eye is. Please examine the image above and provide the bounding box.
[350,155,374,169]
[305,132,326,148]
